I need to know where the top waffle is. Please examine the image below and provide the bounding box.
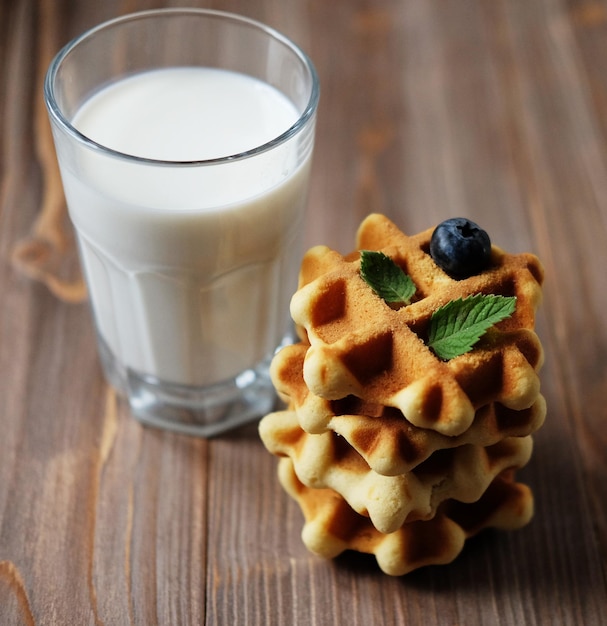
[289,214,544,437]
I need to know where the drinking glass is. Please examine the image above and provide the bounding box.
[44,9,319,436]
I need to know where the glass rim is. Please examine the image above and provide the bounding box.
[43,8,320,167]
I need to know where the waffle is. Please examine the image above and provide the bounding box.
[260,214,545,575]
[271,341,546,476]
[260,410,533,533]
[278,458,534,576]
[290,214,544,437]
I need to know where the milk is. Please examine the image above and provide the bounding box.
[60,67,311,387]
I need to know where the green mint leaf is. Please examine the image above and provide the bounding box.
[360,250,417,306]
[428,294,516,360]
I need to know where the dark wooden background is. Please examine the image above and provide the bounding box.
[1,0,606,624]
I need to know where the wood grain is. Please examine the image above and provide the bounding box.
[1,0,606,624]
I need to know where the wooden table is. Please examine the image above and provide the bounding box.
[1,0,606,623]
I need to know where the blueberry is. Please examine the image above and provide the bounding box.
[429,218,491,278]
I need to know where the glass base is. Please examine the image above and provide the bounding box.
[97,334,280,437]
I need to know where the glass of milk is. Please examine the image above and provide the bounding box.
[44,9,319,436]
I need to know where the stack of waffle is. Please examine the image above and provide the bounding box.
[259,214,545,576]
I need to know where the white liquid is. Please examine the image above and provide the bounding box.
[61,67,311,386]
[75,67,299,161]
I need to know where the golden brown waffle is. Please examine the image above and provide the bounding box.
[278,458,534,576]
[271,341,546,476]
[290,214,544,437]
[260,410,533,533]
[260,214,545,575]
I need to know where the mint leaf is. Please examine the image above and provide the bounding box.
[360,250,417,306]
[428,294,516,360]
